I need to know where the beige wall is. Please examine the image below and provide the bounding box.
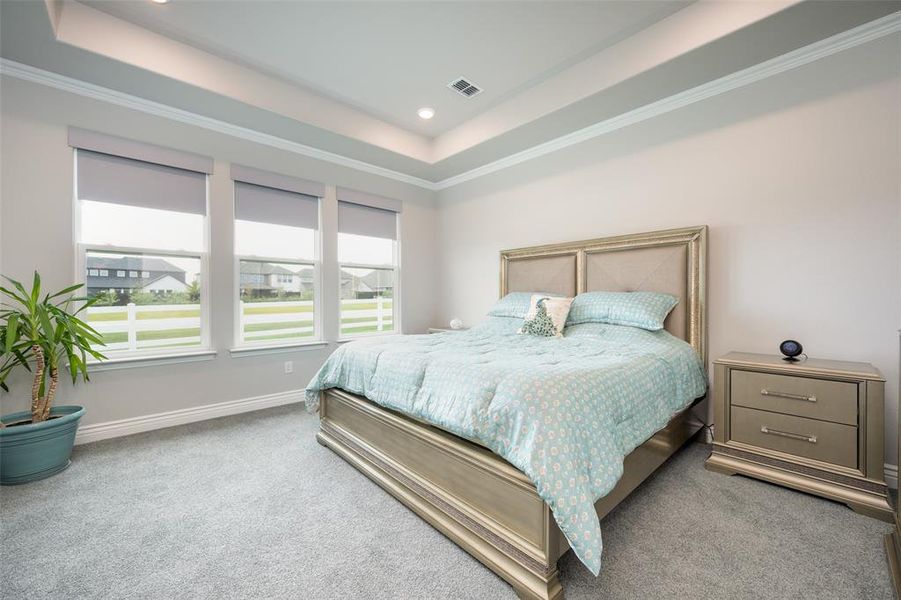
[1,32,898,470]
[436,35,901,464]
[0,77,439,426]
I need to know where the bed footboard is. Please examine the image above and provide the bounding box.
[317,388,703,599]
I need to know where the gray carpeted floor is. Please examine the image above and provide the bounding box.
[1,405,893,599]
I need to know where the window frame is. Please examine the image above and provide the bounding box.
[73,150,212,361]
[337,213,401,341]
[232,191,322,350]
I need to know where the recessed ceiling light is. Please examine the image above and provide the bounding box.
[417,107,435,120]
[151,0,170,4]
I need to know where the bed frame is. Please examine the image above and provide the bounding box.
[316,226,708,599]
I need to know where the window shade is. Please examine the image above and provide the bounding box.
[230,164,324,199]
[234,182,319,230]
[76,150,207,215]
[69,127,213,174]
[336,188,402,213]
[338,201,397,240]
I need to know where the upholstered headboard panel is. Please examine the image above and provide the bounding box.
[500,226,707,364]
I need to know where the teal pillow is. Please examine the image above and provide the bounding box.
[566,292,678,331]
[487,292,542,319]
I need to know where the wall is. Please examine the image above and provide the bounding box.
[436,35,901,464]
[0,76,438,428]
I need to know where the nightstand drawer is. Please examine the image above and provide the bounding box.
[731,370,857,425]
[730,406,857,469]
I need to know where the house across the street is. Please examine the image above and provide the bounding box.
[238,261,393,300]
[86,256,188,296]
[239,262,314,298]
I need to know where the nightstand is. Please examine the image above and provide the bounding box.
[705,351,892,521]
[427,327,468,334]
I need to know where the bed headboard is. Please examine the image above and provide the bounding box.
[500,226,708,365]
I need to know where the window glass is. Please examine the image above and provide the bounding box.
[339,267,394,336]
[84,250,202,352]
[80,200,204,253]
[337,232,393,266]
[338,224,396,338]
[234,183,319,346]
[238,260,315,344]
[76,149,208,357]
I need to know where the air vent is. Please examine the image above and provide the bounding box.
[447,77,482,98]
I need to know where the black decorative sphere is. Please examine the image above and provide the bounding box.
[779,340,803,361]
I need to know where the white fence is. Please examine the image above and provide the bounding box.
[87,297,394,350]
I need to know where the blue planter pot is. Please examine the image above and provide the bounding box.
[0,405,85,485]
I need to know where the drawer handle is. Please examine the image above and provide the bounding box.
[760,389,816,403]
[760,425,817,444]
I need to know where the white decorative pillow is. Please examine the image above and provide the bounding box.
[519,294,573,337]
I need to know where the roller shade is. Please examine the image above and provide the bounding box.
[69,127,213,174]
[338,201,397,240]
[336,187,402,213]
[230,164,324,199]
[76,150,207,215]
[234,181,319,230]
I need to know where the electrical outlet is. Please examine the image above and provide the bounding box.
[284,361,293,374]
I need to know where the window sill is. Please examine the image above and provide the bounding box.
[85,350,217,372]
[229,341,329,358]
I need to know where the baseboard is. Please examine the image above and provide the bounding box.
[74,389,304,445]
[886,463,898,490]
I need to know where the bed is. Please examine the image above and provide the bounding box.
[309,226,708,599]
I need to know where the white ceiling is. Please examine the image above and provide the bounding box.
[3,0,898,186]
[80,0,688,137]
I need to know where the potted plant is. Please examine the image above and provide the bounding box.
[0,272,106,484]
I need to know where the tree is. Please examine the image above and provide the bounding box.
[91,289,120,306]
[187,279,201,303]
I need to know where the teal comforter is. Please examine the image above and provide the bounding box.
[305,317,707,574]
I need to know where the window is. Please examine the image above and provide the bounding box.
[88,269,99,276]
[337,193,399,338]
[72,129,211,358]
[232,166,322,347]
[99,269,108,277]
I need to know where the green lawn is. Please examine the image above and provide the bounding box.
[87,312,126,322]
[340,316,394,325]
[138,327,200,341]
[93,299,394,344]
[137,309,199,319]
[89,301,392,322]
[100,332,127,343]
[341,302,392,311]
[87,308,199,321]
[243,304,313,315]
[244,321,311,333]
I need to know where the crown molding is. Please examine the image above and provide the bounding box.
[2,9,899,192]
[432,9,901,189]
[0,58,438,191]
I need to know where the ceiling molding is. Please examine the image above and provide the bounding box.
[432,9,901,189]
[1,9,899,192]
[0,58,438,190]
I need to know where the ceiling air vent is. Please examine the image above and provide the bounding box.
[447,77,482,98]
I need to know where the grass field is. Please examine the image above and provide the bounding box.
[91,299,393,347]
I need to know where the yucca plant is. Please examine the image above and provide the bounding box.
[0,272,106,425]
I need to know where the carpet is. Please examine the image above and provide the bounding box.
[1,405,893,599]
